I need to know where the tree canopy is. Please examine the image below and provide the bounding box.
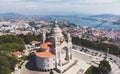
[0,53,17,74]
[0,35,25,52]
[18,33,42,44]
[72,36,120,56]
[0,35,25,74]
[99,60,111,74]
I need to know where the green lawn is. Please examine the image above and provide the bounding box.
[84,66,100,74]
[84,66,94,74]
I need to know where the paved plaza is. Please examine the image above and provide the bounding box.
[18,50,92,74]
[15,49,120,74]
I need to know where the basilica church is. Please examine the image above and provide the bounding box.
[35,20,72,72]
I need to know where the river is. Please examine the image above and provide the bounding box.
[63,17,120,30]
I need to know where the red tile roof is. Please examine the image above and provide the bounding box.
[11,51,21,56]
[59,41,63,46]
[40,41,52,49]
[35,51,55,57]
[30,40,40,44]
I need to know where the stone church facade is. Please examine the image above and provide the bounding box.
[35,20,72,72]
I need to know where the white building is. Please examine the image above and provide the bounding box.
[35,20,72,72]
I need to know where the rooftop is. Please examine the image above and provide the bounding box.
[30,40,40,44]
[40,41,52,49]
[11,51,22,56]
[35,51,55,58]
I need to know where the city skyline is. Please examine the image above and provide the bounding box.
[0,0,120,15]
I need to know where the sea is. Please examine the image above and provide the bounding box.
[63,17,120,30]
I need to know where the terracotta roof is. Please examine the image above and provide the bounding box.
[102,41,113,44]
[35,51,55,57]
[11,51,21,56]
[46,41,52,45]
[59,41,63,46]
[40,41,52,49]
[30,40,40,44]
[40,41,63,48]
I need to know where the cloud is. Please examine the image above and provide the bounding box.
[76,0,119,3]
[0,0,120,15]
[43,0,61,2]
[0,0,21,3]
[25,4,37,9]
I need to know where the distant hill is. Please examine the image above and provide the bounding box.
[90,14,120,18]
[0,12,24,19]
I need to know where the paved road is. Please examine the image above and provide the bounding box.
[20,44,120,74]
[72,44,120,68]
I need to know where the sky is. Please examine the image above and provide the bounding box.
[0,0,120,15]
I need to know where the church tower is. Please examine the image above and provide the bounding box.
[42,31,46,43]
[35,20,73,72]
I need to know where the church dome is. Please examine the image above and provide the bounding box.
[50,20,63,37]
[51,25,63,37]
[52,25,62,34]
